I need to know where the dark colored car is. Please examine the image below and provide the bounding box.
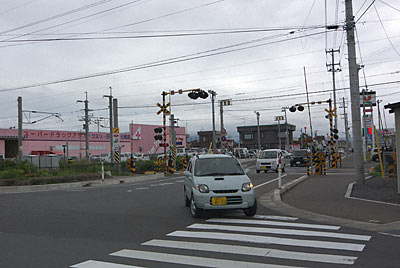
[290,149,310,167]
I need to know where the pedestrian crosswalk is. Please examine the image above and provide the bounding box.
[71,215,372,268]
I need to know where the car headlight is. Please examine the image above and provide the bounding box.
[242,182,254,192]
[195,184,209,193]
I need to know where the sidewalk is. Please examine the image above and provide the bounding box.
[260,154,400,232]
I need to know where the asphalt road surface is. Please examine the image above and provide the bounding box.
[0,164,399,267]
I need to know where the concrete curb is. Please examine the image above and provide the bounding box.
[0,173,171,194]
[259,174,400,232]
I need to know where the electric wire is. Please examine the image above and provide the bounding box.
[0,0,113,36]
[356,0,377,23]
[0,0,151,48]
[0,0,38,15]
[1,26,327,43]
[0,29,326,92]
[378,0,400,13]
[373,3,400,56]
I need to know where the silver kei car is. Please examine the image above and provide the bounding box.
[183,154,257,218]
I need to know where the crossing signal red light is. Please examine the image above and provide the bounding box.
[297,105,304,111]
[154,127,163,140]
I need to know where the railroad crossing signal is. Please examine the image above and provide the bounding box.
[156,102,170,115]
[325,107,337,118]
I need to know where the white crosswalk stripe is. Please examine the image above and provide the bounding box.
[71,260,145,268]
[111,249,305,268]
[254,215,298,221]
[142,239,358,265]
[168,230,366,251]
[70,216,371,268]
[187,223,371,241]
[206,218,341,230]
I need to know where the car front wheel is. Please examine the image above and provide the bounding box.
[244,199,257,216]
[190,195,202,218]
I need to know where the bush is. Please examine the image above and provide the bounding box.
[0,169,24,179]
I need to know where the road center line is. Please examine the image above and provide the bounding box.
[254,174,288,189]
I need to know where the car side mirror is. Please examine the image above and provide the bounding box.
[183,171,192,177]
[244,168,250,174]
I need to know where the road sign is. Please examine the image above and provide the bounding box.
[274,115,284,121]
[221,128,227,136]
[156,102,171,115]
[359,91,376,107]
[113,127,120,152]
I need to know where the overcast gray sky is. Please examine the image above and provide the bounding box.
[0,0,399,140]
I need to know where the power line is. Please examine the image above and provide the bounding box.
[0,29,326,92]
[0,0,113,36]
[0,26,327,43]
[378,0,400,13]
[373,3,400,56]
[0,0,38,15]
[0,0,151,48]
[356,0,377,23]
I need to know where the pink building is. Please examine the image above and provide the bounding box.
[0,124,186,159]
[130,123,187,154]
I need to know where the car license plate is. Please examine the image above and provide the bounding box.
[296,161,300,164]
[211,197,227,205]
[260,166,268,169]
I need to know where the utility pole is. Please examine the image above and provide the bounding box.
[282,107,289,150]
[77,92,90,159]
[220,102,224,153]
[208,90,217,154]
[170,114,176,169]
[342,97,350,156]
[326,49,341,131]
[18,96,22,162]
[255,112,261,153]
[377,100,385,148]
[345,0,365,184]
[113,98,120,172]
[103,87,114,166]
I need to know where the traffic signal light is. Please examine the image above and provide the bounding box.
[333,129,339,140]
[289,105,304,112]
[154,127,163,140]
[188,90,209,100]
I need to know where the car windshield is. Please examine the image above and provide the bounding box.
[259,151,277,159]
[194,158,244,176]
[293,150,307,156]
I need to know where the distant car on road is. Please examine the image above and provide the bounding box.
[183,154,257,218]
[256,149,286,173]
[290,149,310,167]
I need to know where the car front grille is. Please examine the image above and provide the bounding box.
[209,196,243,205]
[213,190,238,194]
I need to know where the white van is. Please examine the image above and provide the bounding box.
[256,149,286,173]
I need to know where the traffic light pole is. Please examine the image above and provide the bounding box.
[162,91,168,176]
